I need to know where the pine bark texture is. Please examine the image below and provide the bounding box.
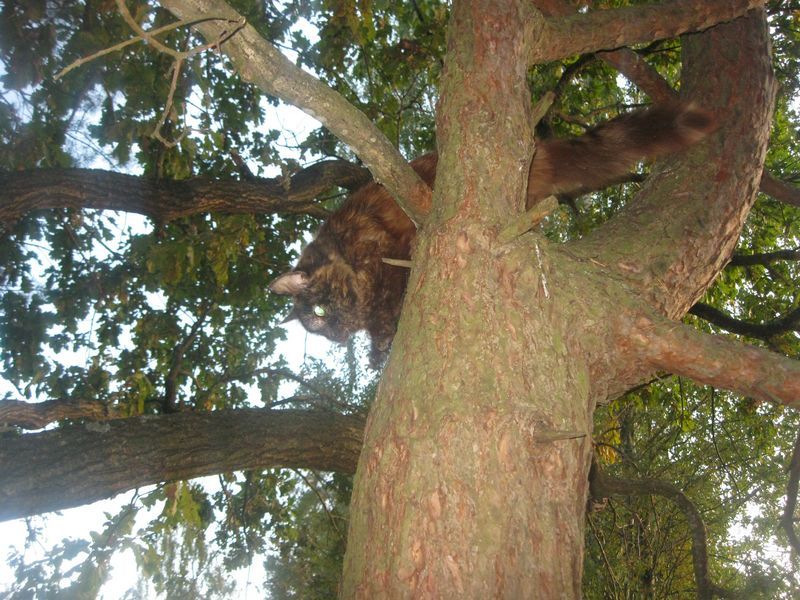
[341,4,775,598]
[342,2,593,596]
[576,9,775,401]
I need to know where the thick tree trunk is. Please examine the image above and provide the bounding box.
[341,3,777,597]
[342,240,593,596]
[342,1,593,595]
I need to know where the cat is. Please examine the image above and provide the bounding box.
[269,103,715,366]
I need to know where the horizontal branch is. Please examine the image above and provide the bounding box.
[534,0,766,64]
[1,367,352,430]
[0,398,124,430]
[6,162,791,227]
[535,0,688,104]
[0,409,365,521]
[159,0,431,223]
[0,160,371,223]
[689,302,800,341]
[626,314,800,409]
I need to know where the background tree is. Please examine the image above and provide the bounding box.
[1,0,799,597]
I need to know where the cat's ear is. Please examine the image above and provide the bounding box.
[269,271,309,296]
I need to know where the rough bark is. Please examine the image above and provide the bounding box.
[0,160,372,223]
[630,314,800,410]
[580,10,775,317]
[341,2,594,596]
[0,409,364,521]
[338,4,789,597]
[572,9,777,401]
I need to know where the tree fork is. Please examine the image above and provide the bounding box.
[341,1,594,595]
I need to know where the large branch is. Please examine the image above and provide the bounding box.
[729,248,800,267]
[158,0,431,223]
[572,9,776,320]
[0,160,372,223]
[623,314,800,410]
[0,409,365,521]
[536,0,742,104]
[534,0,766,63]
[1,367,353,430]
[4,153,794,229]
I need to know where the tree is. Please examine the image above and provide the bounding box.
[1,0,800,597]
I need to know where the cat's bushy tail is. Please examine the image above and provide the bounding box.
[527,103,716,206]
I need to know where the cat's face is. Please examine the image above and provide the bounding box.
[269,251,373,347]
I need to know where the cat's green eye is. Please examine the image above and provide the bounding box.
[313,305,327,318]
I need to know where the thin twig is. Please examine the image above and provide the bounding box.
[531,91,556,128]
[115,0,183,59]
[112,0,245,145]
[55,18,192,80]
[587,513,623,595]
[293,469,343,539]
[497,195,559,244]
[152,58,189,148]
[382,257,413,268]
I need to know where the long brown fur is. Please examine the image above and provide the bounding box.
[270,103,714,366]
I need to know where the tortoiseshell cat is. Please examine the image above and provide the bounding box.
[269,103,714,366]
